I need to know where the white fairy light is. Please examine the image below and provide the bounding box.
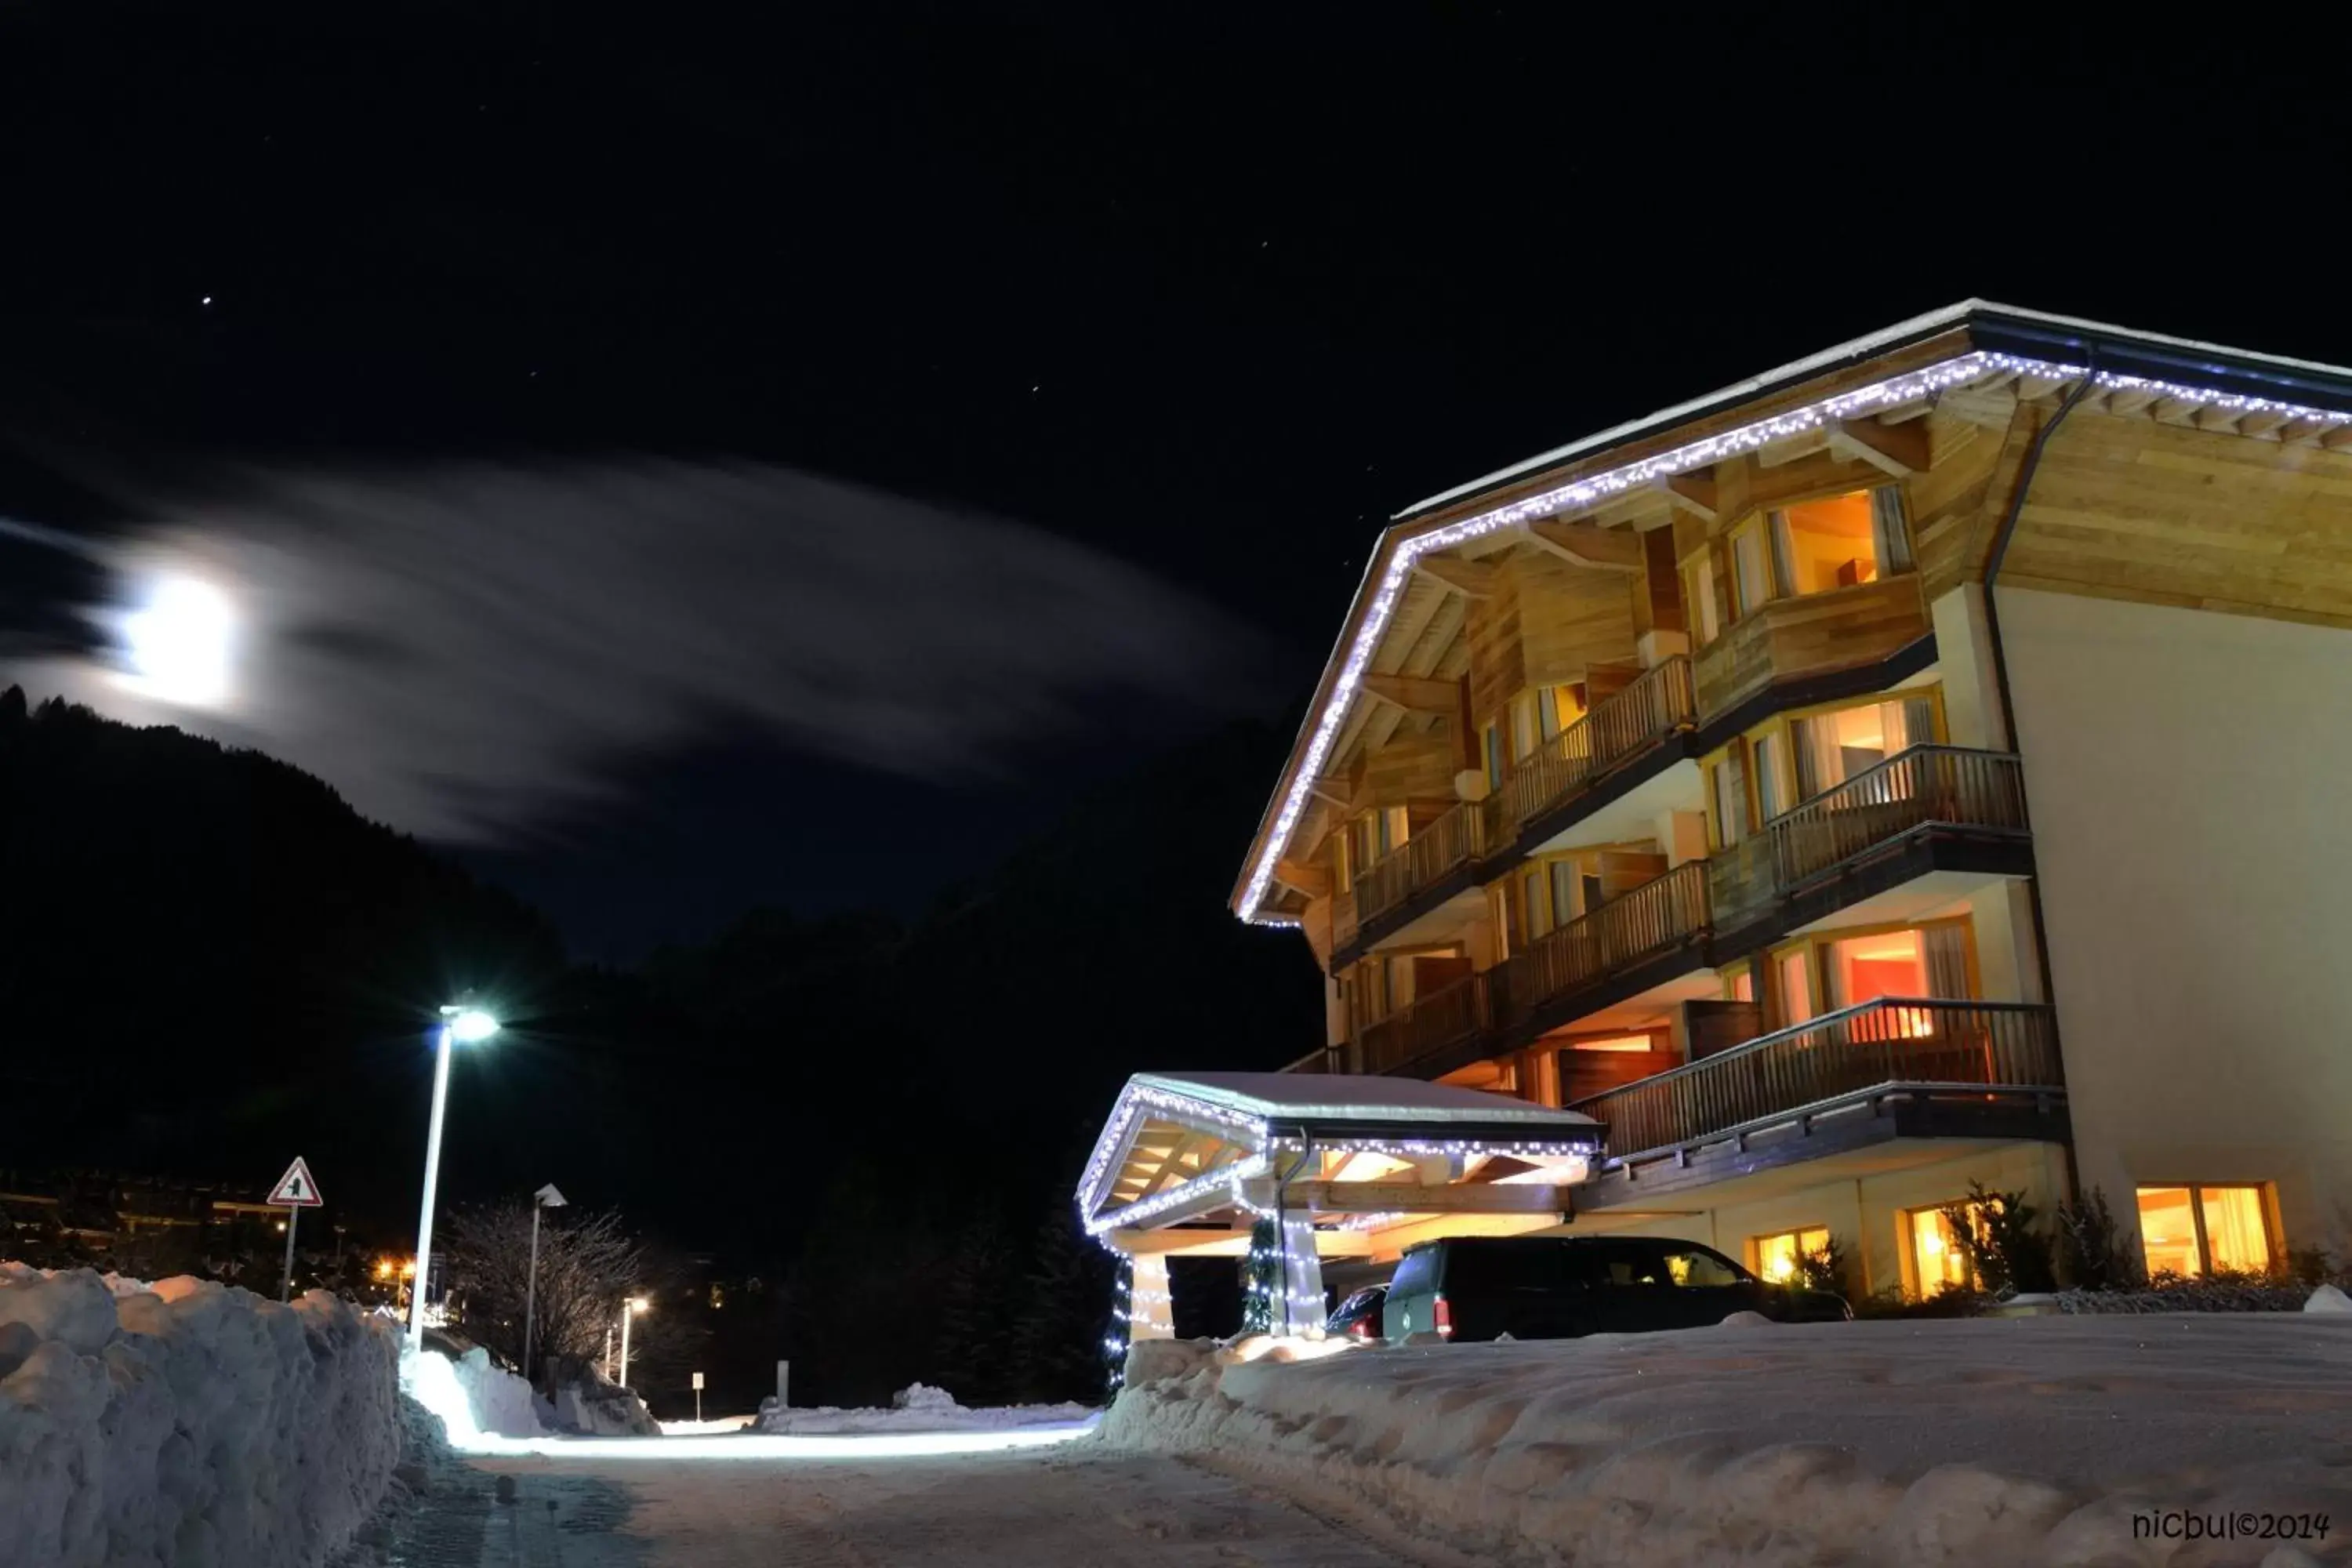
[1237,350,2352,923]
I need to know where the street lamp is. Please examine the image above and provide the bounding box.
[618,1296,648,1391]
[408,1004,499,1348]
[522,1182,568,1387]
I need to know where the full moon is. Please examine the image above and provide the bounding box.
[119,574,238,707]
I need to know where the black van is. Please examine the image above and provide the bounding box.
[1382,1235,1849,1342]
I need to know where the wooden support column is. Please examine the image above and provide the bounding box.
[1127,1252,1174,1341]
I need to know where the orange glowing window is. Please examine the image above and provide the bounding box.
[1773,491,1881,596]
[1753,1226,1830,1285]
[1907,1204,1979,1295]
[1570,1035,1654,1052]
[2136,1185,2274,1278]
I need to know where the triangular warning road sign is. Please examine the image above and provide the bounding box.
[267,1156,325,1208]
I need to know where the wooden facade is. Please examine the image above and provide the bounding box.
[1230,302,2352,1291]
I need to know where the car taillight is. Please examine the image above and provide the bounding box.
[1348,1319,1373,1341]
[1432,1294,1452,1338]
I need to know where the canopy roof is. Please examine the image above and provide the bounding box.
[1077,1072,1602,1239]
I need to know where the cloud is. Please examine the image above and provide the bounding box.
[8,459,1265,841]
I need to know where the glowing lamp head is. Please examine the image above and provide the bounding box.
[441,1006,499,1044]
[628,1297,649,1316]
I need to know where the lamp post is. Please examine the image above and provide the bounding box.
[408,1004,499,1347]
[522,1182,568,1387]
[618,1296,648,1390]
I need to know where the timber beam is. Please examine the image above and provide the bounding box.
[1289,1180,1574,1214]
[1524,518,1642,572]
[1412,555,1501,598]
[1828,419,1930,477]
[1360,673,1461,715]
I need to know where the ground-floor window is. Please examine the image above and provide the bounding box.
[1905,1204,1977,1294]
[1751,1225,1829,1284]
[2135,1185,2275,1278]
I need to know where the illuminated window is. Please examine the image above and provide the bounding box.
[1511,693,1539,761]
[1752,731,1787,822]
[1521,866,1548,939]
[1723,964,1754,1004]
[1548,860,1579,925]
[1540,684,1586,739]
[1569,1035,1655,1052]
[1730,521,1774,616]
[1682,556,1720,644]
[1789,693,1940,799]
[1776,946,1815,1025]
[1769,490,1882,596]
[1710,750,1749,848]
[1907,1204,1977,1294]
[1483,724,1504,790]
[1753,1225,1830,1284]
[2136,1185,2275,1278]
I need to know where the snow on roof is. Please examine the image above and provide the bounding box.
[1131,1071,1598,1128]
[1393,299,2352,521]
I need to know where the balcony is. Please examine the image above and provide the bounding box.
[1568,997,2064,1163]
[1494,858,1711,1030]
[1334,657,1695,962]
[1691,576,1929,720]
[1356,971,1492,1076]
[1486,656,1697,848]
[1331,744,2034,1079]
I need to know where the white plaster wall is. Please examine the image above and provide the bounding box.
[1999,586,2352,1260]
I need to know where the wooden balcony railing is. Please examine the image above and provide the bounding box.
[1692,575,1928,719]
[1349,799,1486,927]
[1570,998,2061,1160]
[1766,745,2027,890]
[1489,656,1696,844]
[1498,858,1710,1026]
[1355,971,1492,1076]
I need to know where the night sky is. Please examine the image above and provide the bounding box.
[4,8,2344,959]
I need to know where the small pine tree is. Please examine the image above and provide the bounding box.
[1941,1180,2057,1295]
[1007,1203,1116,1405]
[2056,1185,2142,1290]
[1238,1216,1280,1335]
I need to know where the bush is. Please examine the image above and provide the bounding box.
[1795,1235,1857,1300]
[1940,1181,2057,1295]
[2056,1186,2142,1291]
[1853,1284,1990,1319]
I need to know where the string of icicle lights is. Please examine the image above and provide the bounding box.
[1238,350,2352,923]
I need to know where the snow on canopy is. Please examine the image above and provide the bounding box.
[1127,1072,1599,1129]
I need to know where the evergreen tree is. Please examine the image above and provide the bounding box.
[1239,1216,1280,1335]
[1007,1202,1116,1404]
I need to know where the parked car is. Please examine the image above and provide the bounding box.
[1324,1284,1388,1342]
[1383,1235,1849,1342]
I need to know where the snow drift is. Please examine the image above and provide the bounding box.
[0,1263,401,1568]
[1104,1314,2352,1566]
[757,1381,1094,1436]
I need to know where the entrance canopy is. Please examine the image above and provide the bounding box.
[1076,1072,1605,1263]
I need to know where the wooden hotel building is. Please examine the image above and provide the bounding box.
[1227,302,2352,1298]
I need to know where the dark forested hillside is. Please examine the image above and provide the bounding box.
[0,686,572,1214]
[2,684,1322,1403]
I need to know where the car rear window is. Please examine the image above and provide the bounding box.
[1390,1247,1440,1298]
[1436,1242,1569,1292]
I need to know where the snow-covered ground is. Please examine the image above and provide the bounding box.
[1105,1312,2352,1566]
[0,1263,401,1568]
[756,1380,1096,1436]
[658,1413,757,1435]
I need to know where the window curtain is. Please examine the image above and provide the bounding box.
[1871,488,1916,575]
[1767,510,1797,599]
[1923,925,1970,1000]
[1791,716,1843,801]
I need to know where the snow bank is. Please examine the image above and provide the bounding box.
[758,1381,1094,1436]
[0,1263,400,1568]
[448,1346,542,1438]
[1103,1314,2352,1566]
[549,1370,658,1436]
